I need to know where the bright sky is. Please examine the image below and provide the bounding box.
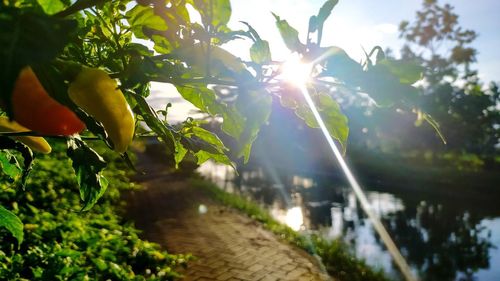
[151,0,500,122]
[226,0,500,82]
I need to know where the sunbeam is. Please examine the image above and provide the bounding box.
[280,55,313,87]
[291,79,418,281]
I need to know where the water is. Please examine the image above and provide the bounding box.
[198,161,500,281]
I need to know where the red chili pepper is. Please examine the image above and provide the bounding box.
[11,67,85,136]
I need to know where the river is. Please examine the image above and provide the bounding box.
[146,83,500,280]
[198,161,500,281]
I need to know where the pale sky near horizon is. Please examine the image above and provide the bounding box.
[151,0,500,122]
[226,0,500,83]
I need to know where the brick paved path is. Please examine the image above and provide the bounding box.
[127,162,331,281]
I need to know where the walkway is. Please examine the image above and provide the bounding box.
[126,159,331,281]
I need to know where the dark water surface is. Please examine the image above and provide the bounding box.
[198,162,500,281]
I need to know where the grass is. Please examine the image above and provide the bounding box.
[0,142,191,280]
[190,177,391,281]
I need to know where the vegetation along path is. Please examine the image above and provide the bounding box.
[126,156,331,281]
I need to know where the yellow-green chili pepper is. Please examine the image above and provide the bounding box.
[68,68,134,153]
[0,117,52,154]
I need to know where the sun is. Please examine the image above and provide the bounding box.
[280,55,313,87]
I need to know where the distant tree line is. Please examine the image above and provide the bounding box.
[346,0,499,161]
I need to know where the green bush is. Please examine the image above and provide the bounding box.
[0,142,190,280]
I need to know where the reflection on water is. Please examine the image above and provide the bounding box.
[271,206,304,231]
[199,161,499,281]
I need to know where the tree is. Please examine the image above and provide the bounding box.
[0,0,429,244]
[399,0,499,155]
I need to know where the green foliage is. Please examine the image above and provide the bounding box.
[272,13,305,53]
[250,40,271,64]
[126,5,168,39]
[66,137,108,211]
[0,137,33,187]
[0,143,190,280]
[312,236,388,281]
[295,92,349,153]
[308,0,338,45]
[189,0,232,28]
[234,90,273,162]
[320,46,364,85]
[36,0,67,15]
[316,0,339,27]
[175,85,243,137]
[191,178,389,281]
[399,0,477,80]
[0,0,436,239]
[377,59,423,85]
[0,151,22,181]
[346,0,500,157]
[180,119,233,166]
[0,205,23,245]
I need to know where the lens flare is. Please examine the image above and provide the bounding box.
[281,56,312,86]
[296,83,418,281]
[285,206,304,231]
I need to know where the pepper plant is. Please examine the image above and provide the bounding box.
[0,0,440,244]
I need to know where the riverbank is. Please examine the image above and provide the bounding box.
[192,178,390,281]
[126,159,331,280]
[125,151,394,280]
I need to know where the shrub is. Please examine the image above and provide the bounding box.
[0,142,190,280]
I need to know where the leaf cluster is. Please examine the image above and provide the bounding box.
[0,0,435,243]
[0,144,190,280]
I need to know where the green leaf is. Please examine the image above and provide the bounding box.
[176,85,219,114]
[0,137,34,186]
[92,258,108,271]
[37,0,66,15]
[131,93,176,152]
[176,85,245,138]
[172,44,246,76]
[174,143,188,168]
[151,35,175,54]
[240,21,262,41]
[295,92,349,153]
[308,0,339,46]
[195,150,232,166]
[210,0,232,27]
[0,150,22,181]
[55,249,82,258]
[176,121,233,167]
[310,0,338,34]
[416,111,447,144]
[378,59,423,85]
[250,40,271,64]
[66,137,108,211]
[361,64,420,106]
[184,135,231,165]
[272,13,305,53]
[0,205,23,245]
[235,90,273,162]
[191,126,227,150]
[317,0,339,25]
[320,46,364,85]
[126,5,168,39]
[0,7,77,117]
[190,0,232,28]
[54,0,107,18]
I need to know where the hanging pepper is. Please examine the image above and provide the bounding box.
[68,68,135,153]
[0,117,52,154]
[11,67,85,136]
